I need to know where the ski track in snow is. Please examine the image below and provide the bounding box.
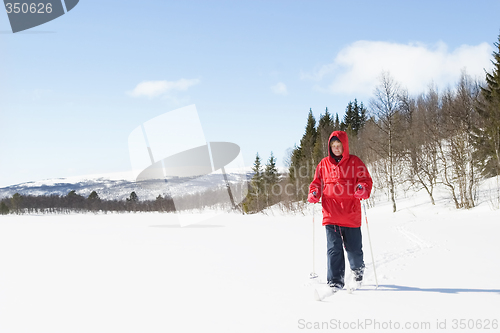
[396,223,432,250]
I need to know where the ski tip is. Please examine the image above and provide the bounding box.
[313,289,322,301]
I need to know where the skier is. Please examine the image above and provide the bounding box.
[308,130,372,291]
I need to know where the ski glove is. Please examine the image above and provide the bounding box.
[354,185,369,200]
[308,192,320,203]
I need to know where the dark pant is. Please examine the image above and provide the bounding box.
[325,225,364,287]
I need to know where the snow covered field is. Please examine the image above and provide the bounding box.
[1,187,499,333]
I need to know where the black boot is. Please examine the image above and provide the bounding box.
[352,266,365,282]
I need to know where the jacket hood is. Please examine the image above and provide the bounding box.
[328,130,350,162]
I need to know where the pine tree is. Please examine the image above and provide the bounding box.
[289,109,317,200]
[251,153,263,188]
[126,191,139,212]
[66,190,85,211]
[11,193,22,214]
[313,107,335,164]
[288,144,302,182]
[88,191,100,201]
[264,152,278,186]
[474,33,500,176]
[341,101,355,132]
[87,191,100,212]
[155,194,165,211]
[354,99,368,133]
[0,202,9,215]
[244,153,264,213]
[127,191,138,202]
[264,152,279,206]
[334,113,341,130]
[341,99,367,135]
[300,108,318,161]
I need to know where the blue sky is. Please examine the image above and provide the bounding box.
[1,0,500,187]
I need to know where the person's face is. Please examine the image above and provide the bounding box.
[330,140,343,157]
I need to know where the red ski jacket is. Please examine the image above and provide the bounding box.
[309,131,372,228]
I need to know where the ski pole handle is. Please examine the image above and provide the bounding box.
[312,191,321,204]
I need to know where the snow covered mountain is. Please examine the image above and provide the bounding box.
[0,169,252,201]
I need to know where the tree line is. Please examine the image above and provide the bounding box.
[0,183,245,215]
[0,190,175,215]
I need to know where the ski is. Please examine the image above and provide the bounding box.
[346,281,362,294]
[308,273,364,300]
[313,280,364,300]
[313,284,345,301]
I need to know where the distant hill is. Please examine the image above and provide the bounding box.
[0,170,252,201]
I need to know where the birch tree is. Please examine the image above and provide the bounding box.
[369,72,403,212]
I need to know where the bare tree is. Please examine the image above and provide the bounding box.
[369,72,403,212]
[401,87,441,205]
[439,72,481,208]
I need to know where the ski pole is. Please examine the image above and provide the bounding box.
[362,200,378,288]
[310,192,318,279]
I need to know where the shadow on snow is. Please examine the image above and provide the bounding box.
[374,284,500,295]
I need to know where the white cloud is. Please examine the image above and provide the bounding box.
[271,82,288,95]
[129,78,200,98]
[305,41,493,96]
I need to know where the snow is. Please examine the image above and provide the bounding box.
[1,186,499,332]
